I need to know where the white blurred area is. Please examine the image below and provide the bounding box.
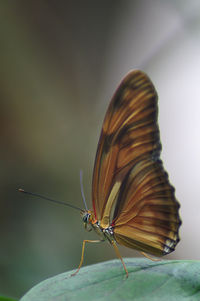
[1,0,200,297]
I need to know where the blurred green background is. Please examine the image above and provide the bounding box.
[1,0,200,299]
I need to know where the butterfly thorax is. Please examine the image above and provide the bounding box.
[80,209,115,243]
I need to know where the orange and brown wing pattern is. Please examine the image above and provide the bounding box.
[113,159,181,256]
[92,70,161,226]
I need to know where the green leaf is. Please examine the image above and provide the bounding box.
[20,258,200,301]
[0,296,17,301]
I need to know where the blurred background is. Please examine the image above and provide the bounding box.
[1,0,200,298]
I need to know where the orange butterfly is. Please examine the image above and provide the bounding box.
[19,70,181,277]
[73,70,181,277]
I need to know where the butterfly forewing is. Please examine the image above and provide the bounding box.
[92,71,160,222]
[92,70,181,255]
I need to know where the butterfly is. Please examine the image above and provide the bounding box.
[72,70,181,277]
[19,70,181,277]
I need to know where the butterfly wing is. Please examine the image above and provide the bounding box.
[92,70,160,222]
[92,70,181,254]
[113,159,181,256]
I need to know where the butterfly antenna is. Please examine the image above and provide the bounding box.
[80,170,88,210]
[18,188,82,211]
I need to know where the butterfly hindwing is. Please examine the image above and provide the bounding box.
[113,159,181,255]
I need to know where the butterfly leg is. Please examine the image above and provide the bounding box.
[140,251,161,261]
[71,239,102,276]
[111,241,129,278]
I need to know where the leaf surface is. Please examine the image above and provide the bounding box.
[20,258,200,301]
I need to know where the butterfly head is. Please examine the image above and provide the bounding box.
[80,209,95,232]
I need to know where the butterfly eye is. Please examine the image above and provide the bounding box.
[82,213,90,223]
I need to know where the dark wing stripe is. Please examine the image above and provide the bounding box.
[129,216,180,231]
